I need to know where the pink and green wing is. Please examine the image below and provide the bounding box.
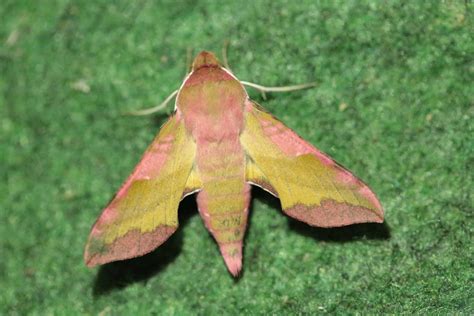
[84,113,199,266]
[242,103,383,227]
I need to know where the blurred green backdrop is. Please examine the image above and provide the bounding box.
[1,0,472,314]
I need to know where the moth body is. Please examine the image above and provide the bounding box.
[177,53,250,275]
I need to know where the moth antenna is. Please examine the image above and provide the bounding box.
[222,40,232,71]
[241,81,317,99]
[126,89,179,116]
[185,47,194,77]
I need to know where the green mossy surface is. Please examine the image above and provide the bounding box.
[1,1,472,314]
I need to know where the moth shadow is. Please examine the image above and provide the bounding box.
[288,218,391,242]
[251,186,391,242]
[151,112,173,126]
[92,195,198,297]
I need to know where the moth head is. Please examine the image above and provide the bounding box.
[192,51,221,71]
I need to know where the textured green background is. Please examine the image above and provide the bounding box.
[1,1,472,314]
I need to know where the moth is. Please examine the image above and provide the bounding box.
[84,51,383,276]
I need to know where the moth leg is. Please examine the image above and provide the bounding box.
[241,81,316,100]
[126,89,178,116]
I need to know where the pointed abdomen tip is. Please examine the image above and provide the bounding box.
[224,255,242,277]
[220,243,243,277]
